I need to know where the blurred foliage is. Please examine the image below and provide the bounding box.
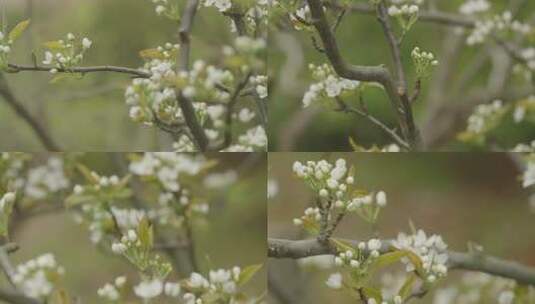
[6,152,266,302]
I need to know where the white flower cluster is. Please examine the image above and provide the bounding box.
[183,267,242,301]
[172,135,197,152]
[203,170,238,189]
[250,75,268,99]
[150,0,181,19]
[464,100,504,135]
[292,159,387,224]
[520,48,535,71]
[42,33,92,74]
[302,63,360,107]
[111,207,146,230]
[512,141,535,153]
[411,47,438,77]
[289,4,311,31]
[129,153,205,192]
[203,0,233,12]
[513,95,535,123]
[13,254,65,299]
[292,207,320,226]
[292,158,349,197]
[111,229,140,255]
[387,0,423,17]
[73,172,121,195]
[393,229,448,283]
[224,125,267,151]
[467,11,532,45]
[24,157,69,200]
[97,276,126,301]
[432,271,518,304]
[459,0,490,15]
[133,279,181,299]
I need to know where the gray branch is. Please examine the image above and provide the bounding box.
[7,63,150,78]
[268,238,535,286]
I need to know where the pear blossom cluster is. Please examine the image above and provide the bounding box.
[292,159,388,225]
[466,11,532,46]
[224,125,267,151]
[24,157,69,200]
[150,0,181,20]
[12,254,65,299]
[387,0,423,17]
[411,47,439,77]
[432,272,523,304]
[289,4,311,31]
[513,95,535,123]
[387,0,424,32]
[459,0,490,15]
[302,63,360,107]
[42,33,93,74]
[129,152,205,192]
[182,267,244,302]
[393,229,449,283]
[132,278,181,300]
[126,37,266,151]
[462,100,506,136]
[111,228,173,277]
[202,0,233,12]
[97,276,127,301]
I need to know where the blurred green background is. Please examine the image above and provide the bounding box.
[1,0,239,151]
[268,1,535,151]
[268,152,535,303]
[6,152,266,302]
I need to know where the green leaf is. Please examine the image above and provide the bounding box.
[65,194,94,207]
[137,217,154,250]
[398,273,417,299]
[238,264,263,286]
[8,19,30,42]
[372,250,407,269]
[76,164,99,183]
[330,238,355,254]
[301,217,319,234]
[49,289,71,304]
[361,286,382,302]
[43,40,64,50]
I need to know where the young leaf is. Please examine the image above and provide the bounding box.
[361,286,382,302]
[398,273,417,300]
[238,264,263,286]
[330,238,355,254]
[8,19,31,42]
[371,250,407,269]
[43,41,65,50]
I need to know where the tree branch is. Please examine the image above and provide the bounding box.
[268,238,535,286]
[306,0,420,148]
[175,0,210,151]
[7,63,150,78]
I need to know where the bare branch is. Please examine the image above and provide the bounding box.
[306,0,420,148]
[7,63,150,78]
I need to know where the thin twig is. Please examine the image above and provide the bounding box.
[7,63,150,78]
